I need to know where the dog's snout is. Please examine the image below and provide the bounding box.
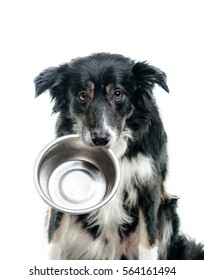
[91,131,110,146]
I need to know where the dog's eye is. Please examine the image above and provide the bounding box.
[113,89,124,101]
[77,91,88,103]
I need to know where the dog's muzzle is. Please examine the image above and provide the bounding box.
[90,130,110,146]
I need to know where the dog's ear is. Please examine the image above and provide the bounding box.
[34,66,60,97]
[132,62,169,93]
[34,64,70,112]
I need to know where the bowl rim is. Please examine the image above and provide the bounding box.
[33,134,120,214]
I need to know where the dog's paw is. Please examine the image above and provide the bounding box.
[138,243,158,260]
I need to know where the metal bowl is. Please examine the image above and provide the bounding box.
[33,135,120,214]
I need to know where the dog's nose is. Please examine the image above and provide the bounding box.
[91,132,110,146]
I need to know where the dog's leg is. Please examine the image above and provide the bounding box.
[138,189,160,260]
[46,208,64,259]
[139,210,158,259]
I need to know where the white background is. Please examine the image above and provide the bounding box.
[0,0,204,271]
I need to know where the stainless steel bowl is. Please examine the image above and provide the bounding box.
[33,135,120,214]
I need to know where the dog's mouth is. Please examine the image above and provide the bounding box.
[80,126,133,159]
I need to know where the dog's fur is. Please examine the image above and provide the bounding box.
[35,53,204,259]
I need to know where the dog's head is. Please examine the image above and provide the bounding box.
[34,53,169,147]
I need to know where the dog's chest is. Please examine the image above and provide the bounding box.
[85,192,141,259]
[64,200,140,259]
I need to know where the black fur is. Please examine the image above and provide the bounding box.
[35,53,204,260]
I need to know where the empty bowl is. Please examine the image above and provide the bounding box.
[33,135,120,214]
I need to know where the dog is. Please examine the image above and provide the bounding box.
[34,53,204,259]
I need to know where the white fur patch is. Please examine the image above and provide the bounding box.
[101,112,118,147]
[120,153,155,188]
[138,243,158,260]
[111,127,132,158]
[47,243,63,260]
[134,153,155,184]
[120,153,154,205]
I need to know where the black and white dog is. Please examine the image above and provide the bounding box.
[34,53,204,260]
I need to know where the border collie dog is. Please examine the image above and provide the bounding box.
[34,53,204,260]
